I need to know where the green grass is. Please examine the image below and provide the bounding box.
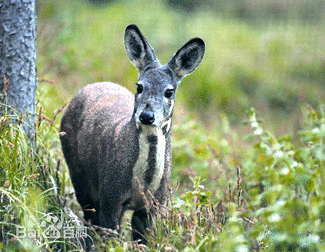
[2,102,325,251]
[2,0,325,250]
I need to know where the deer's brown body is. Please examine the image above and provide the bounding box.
[60,24,204,243]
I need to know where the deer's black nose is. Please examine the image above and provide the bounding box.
[139,111,155,125]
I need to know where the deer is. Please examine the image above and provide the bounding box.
[60,24,205,244]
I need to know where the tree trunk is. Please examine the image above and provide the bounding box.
[0,0,37,140]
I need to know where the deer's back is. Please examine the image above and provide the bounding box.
[60,82,136,199]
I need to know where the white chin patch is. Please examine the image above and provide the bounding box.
[161,119,172,133]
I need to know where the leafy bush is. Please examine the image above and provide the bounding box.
[239,107,325,250]
[148,105,325,251]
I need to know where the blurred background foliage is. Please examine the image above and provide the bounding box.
[36,0,325,138]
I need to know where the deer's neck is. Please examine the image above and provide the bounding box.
[133,124,168,196]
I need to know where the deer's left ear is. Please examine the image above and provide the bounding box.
[167,38,205,80]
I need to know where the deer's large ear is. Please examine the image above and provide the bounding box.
[124,24,160,73]
[167,38,205,80]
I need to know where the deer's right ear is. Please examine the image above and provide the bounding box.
[124,24,159,73]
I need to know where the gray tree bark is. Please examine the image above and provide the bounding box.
[0,0,37,140]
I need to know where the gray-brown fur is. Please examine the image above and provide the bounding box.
[60,24,205,244]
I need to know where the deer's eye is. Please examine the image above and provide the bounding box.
[136,84,143,94]
[165,89,174,98]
